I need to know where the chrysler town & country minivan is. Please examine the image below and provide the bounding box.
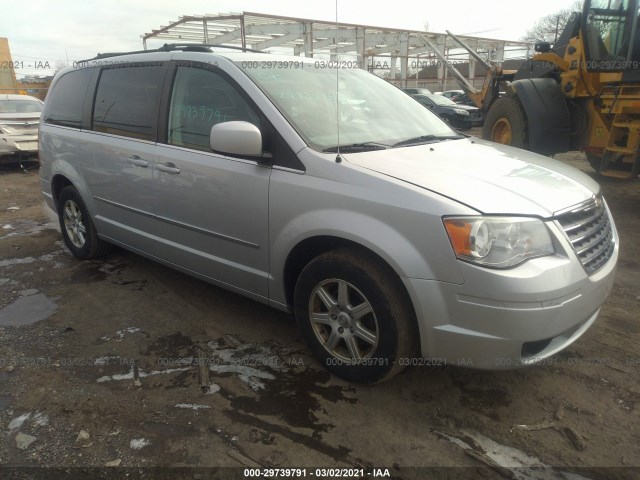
[39,45,618,383]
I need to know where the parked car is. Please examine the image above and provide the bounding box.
[0,94,42,163]
[401,87,432,95]
[411,93,482,129]
[40,46,618,384]
[440,89,476,107]
[440,89,464,100]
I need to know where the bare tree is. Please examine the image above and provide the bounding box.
[523,1,583,44]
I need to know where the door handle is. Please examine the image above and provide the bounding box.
[127,155,148,168]
[157,162,181,174]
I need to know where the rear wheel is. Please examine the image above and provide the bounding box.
[483,95,528,149]
[294,248,417,384]
[58,186,111,259]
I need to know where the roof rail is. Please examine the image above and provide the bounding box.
[160,43,266,54]
[77,43,266,63]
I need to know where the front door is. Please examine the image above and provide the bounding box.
[152,64,271,298]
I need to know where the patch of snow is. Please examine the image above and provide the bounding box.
[0,257,36,268]
[129,438,150,450]
[32,412,49,427]
[96,365,192,383]
[205,383,221,394]
[93,356,119,365]
[19,289,39,297]
[174,403,211,410]
[209,364,275,391]
[8,413,31,432]
[101,327,141,341]
[438,429,592,480]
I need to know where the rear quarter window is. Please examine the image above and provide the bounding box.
[43,68,92,128]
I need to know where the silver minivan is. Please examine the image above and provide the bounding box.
[39,45,618,383]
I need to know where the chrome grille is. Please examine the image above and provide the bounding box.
[555,196,615,275]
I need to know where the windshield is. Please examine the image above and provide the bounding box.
[0,99,43,114]
[583,0,640,69]
[428,95,458,106]
[237,62,457,151]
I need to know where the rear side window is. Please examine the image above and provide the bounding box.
[43,68,91,128]
[92,64,164,140]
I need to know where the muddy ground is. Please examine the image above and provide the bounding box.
[0,145,639,479]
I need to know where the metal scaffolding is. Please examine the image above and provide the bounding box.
[142,11,530,90]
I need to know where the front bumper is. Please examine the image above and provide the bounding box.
[403,218,619,369]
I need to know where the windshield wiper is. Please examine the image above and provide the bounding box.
[391,135,463,148]
[323,142,389,153]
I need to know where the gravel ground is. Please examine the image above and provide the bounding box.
[0,149,639,479]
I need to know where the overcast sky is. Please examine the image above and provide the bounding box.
[5,0,580,78]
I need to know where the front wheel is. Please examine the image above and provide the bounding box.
[294,249,417,384]
[482,95,528,149]
[586,153,602,172]
[57,186,111,259]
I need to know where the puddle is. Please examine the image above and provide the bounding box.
[0,395,11,410]
[0,293,57,327]
[228,367,356,431]
[146,332,194,357]
[142,422,197,437]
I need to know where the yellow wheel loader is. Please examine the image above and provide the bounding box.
[433,0,640,179]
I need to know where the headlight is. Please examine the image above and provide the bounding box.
[443,217,555,268]
[453,109,469,116]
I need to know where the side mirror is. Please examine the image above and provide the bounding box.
[210,121,262,157]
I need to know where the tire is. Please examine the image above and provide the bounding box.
[57,186,111,259]
[455,119,472,131]
[585,153,602,172]
[294,248,418,384]
[482,95,528,149]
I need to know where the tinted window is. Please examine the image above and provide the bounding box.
[168,67,260,151]
[43,68,91,128]
[92,64,164,140]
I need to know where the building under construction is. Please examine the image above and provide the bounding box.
[142,12,531,91]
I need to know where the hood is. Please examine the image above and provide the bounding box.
[344,137,599,217]
[446,103,478,112]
